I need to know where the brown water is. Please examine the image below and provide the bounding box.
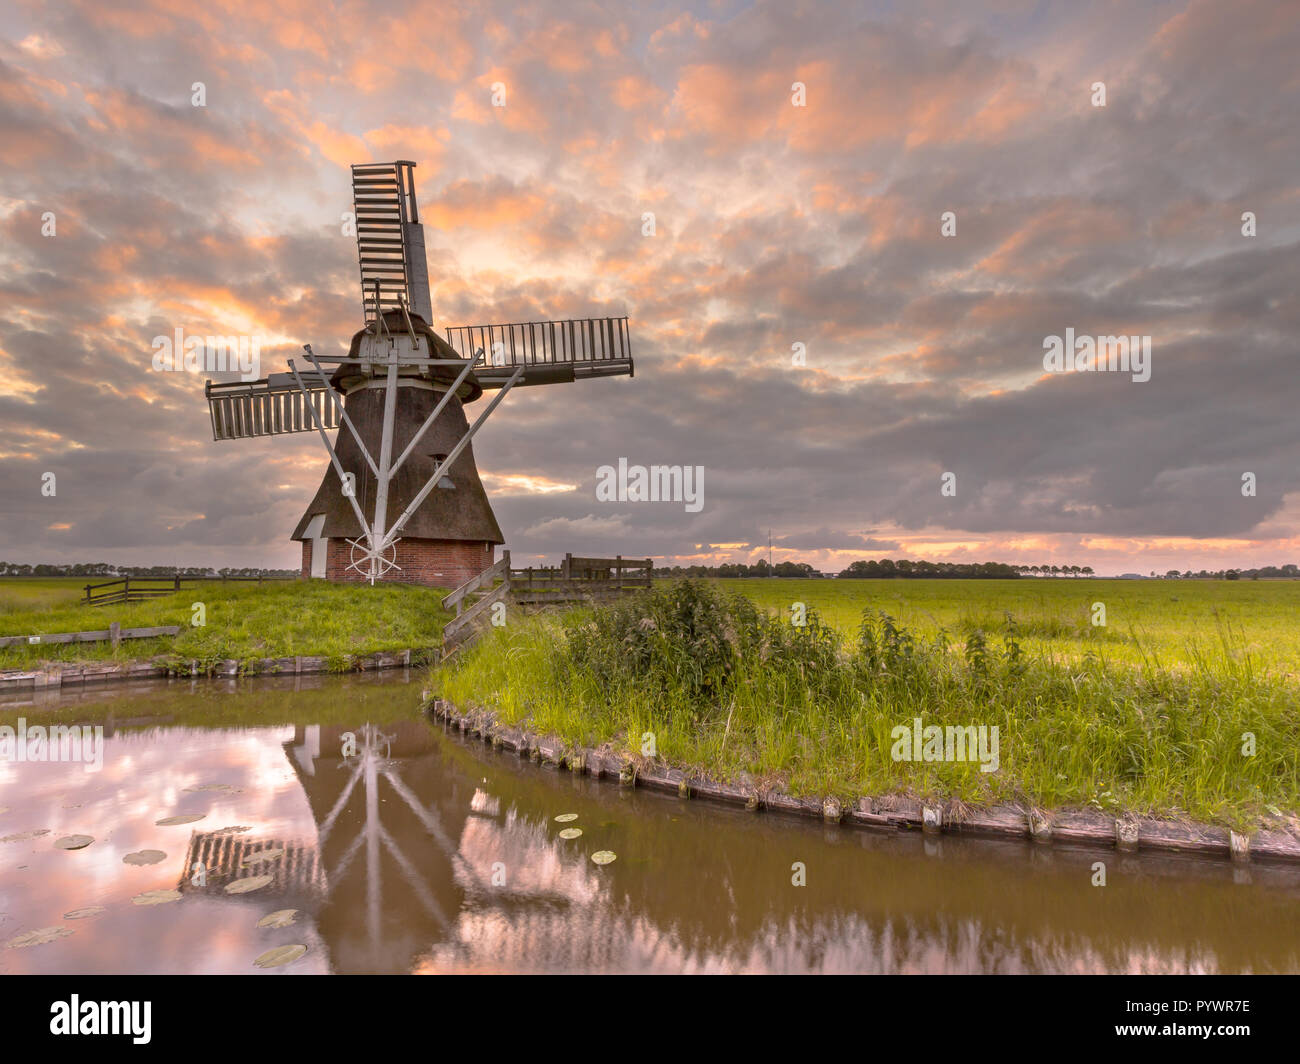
[1,673,1298,974]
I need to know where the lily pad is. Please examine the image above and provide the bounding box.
[6,926,74,949]
[256,909,299,929]
[558,828,583,839]
[1,829,50,843]
[155,814,206,826]
[554,813,578,823]
[63,907,106,920]
[241,848,284,866]
[123,849,167,866]
[132,889,182,906]
[253,944,307,968]
[224,874,274,895]
[591,850,618,865]
[54,834,94,850]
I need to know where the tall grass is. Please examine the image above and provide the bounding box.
[434,580,1300,829]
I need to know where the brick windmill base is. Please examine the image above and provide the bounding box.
[301,538,493,588]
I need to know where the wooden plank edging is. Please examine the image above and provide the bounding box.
[0,625,183,648]
[426,697,1300,868]
[0,648,431,689]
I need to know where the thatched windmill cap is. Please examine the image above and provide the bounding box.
[331,310,483,402]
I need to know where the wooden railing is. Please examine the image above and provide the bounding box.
[441,552,510,615]
[440,552,653,649]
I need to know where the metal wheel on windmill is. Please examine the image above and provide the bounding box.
[204,160,634,586]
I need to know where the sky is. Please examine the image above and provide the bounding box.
[1,0,1297,576]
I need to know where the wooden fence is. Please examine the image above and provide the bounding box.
[83,574,293,606]
[508,554,653,604]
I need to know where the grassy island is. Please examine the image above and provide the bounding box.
[432,578,1300,831]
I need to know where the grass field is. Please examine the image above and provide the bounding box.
[729,577,1300,678]
[433,578,1300,829]
[0,578,450,671]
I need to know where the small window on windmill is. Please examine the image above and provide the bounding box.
[432,454,455,489]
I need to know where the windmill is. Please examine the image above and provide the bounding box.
[204,161,633,586]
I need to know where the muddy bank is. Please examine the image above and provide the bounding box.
[426,697,1300,867]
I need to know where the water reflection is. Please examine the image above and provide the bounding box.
[1,674,1297,974]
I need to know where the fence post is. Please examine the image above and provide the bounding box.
[109,621,121,648]
[616,555,623,591]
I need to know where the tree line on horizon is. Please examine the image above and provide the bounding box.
[659,558,1300,580]
[0,561,298,579]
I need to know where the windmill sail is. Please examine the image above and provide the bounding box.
[352,160,432,321]
[446,316,632,388]
[206,374,338,441]
[204,316,632,439]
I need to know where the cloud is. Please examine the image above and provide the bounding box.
[1,0,1297,575]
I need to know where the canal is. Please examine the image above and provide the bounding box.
[2,672,1297,974]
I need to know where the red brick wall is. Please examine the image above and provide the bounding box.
[316,537,494,589]
[300,540,312,580]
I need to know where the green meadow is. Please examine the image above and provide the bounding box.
[729,577,1300,678]
[0,578,449,671]
[433,578,1300,830]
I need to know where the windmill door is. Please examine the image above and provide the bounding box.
[304,514,327,578]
